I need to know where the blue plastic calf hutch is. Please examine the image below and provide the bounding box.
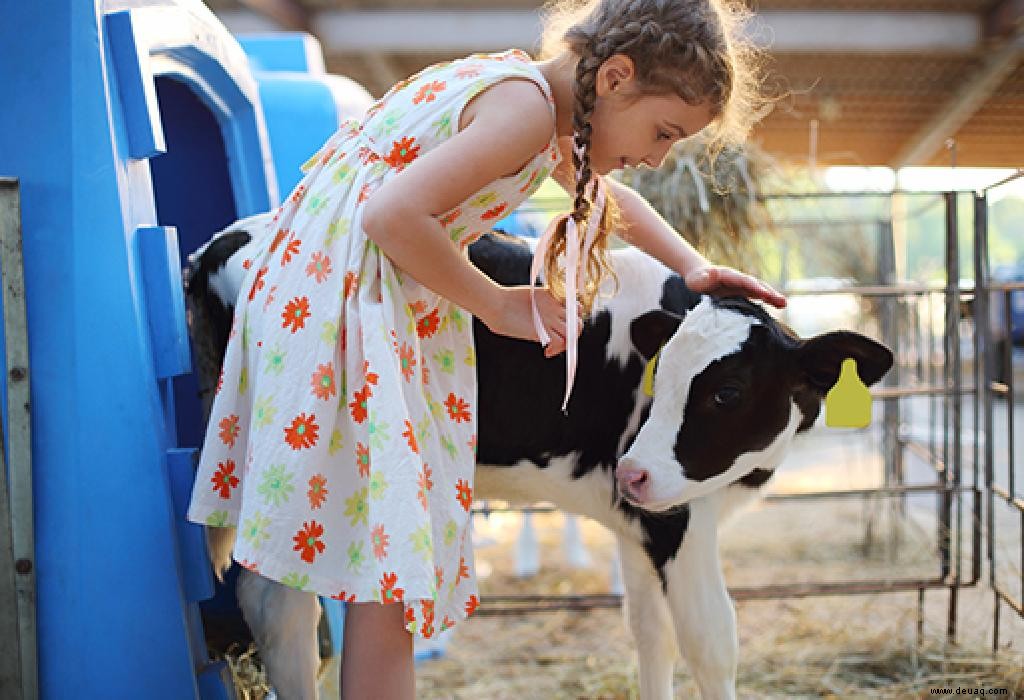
[0,0,371,696]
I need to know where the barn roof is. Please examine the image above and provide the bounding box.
[206,0,1024,167]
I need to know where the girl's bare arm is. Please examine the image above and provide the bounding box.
[362,79,573,346]
[551,143,786,308]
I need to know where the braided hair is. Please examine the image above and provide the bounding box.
[539,0,766,311]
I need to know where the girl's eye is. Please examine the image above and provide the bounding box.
[657,131,671,141]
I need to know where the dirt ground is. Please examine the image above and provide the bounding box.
[413,504,1024,699]
[227,424,1024,699]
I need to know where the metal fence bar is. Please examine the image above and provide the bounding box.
[0,178,36,700]
[478,578,955,615]
[943,191,962,641]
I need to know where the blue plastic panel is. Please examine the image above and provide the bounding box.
[136,225,191,379]
[106,10,167,159]
[167,447,214,603]
[239,33,324,73]
[197,660,235,700]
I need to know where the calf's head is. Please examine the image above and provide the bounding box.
[615,297,893,511]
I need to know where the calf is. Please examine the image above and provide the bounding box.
[187,218,892,700]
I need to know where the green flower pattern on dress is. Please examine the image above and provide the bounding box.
[328,428,344,455]
[433,349,456,375]
[253,396,276,429]
[241,511,272,549]
[320,321,338,344]
[368,470,389,501]
[347,541,366,574]
[367,411,390,450]
[257,463,295,507]
[325,217,349,245]
[431,111,452,139]
[281,572,310,590]
[305,192,330,217]
[345,487,368,526]
[377,108,406,137]
[265,345,286,375]
[410,524,433,561]
[205,510,229,528]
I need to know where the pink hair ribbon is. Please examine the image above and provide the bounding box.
[530,176,607,413]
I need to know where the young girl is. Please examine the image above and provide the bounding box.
[188,0,785,695]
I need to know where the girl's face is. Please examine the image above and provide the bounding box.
[586,55,716,175]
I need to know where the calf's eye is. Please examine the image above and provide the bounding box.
[713,386,741,407]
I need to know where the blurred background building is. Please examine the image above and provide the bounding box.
[204,0,1024,168]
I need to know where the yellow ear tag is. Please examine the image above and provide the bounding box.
[642,348,661,398]
[825,357,872,428]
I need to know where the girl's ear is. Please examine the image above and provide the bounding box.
[596,54,636,96]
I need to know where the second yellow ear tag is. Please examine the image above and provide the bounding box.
[825,357,872,428]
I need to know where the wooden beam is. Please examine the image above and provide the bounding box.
[985,0,1024,39]
[890,29,1024,167]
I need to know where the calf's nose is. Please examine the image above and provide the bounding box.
[616,458,649,502]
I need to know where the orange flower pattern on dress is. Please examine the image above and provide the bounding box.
[349,385,371,424]
[383,137,420,170]
[416,309,440,339]
[280,234,301,267]
[456,556,470,585]
[308,474,328,510]
[284,413,319,450]
[310,362,337,401]
[293,520,325,563]
[218,414,240,447]
[281,296,311,333]
[398,343,416,382]
[249,266,268,301]
[380,572,404,603]
[211,460,239,499]
[455,479,473,512]
[371,524,390,560]
[187,49,560,641]
[356,442,371,477]
[417,464,433,511]
[305,252,332,283]
[481,202,508,221]
[343,271,359,299]
[444,392,472,423]
[402,420,419,453]
[412,80,446,104]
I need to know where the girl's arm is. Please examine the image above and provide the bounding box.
[607,177,786,308]
[551,141,785,309]
[362,78,574,349]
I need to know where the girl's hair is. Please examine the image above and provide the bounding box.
[538,0,767,311]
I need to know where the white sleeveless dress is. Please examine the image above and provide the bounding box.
[187,49,561,638]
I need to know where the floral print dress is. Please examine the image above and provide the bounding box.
[187,49,561,638]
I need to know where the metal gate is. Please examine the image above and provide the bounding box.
[476,179,1024,649]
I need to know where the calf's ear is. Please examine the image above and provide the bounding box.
[630,310,683,360]
[797,331,894,393]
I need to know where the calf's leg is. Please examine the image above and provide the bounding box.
[617,536,678,700]
[663,498,737,700]
[236,567,321,700]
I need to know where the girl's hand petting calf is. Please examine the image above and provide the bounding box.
[685,264,787,309]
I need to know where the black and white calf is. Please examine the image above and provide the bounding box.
[187,218,893,700]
